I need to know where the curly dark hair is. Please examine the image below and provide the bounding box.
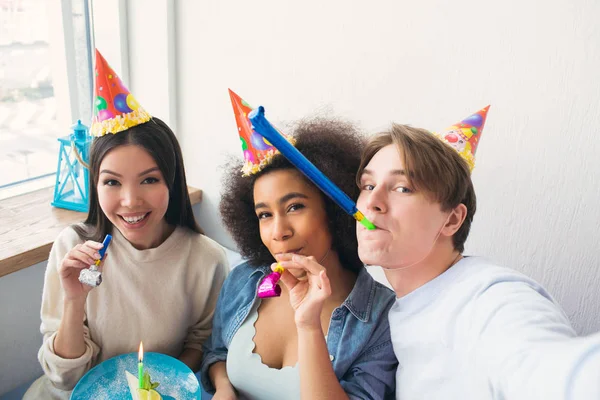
[220,118,365,273]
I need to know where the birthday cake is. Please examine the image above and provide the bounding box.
[125,370,162,400]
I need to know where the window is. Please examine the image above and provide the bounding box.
[0,0,93,199]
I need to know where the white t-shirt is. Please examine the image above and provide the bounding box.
[389,256,600,399]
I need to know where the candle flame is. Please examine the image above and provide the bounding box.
[138,341,143,362]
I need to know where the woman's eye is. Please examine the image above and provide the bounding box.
[142,177,159,184]
[287,203,305,213]
[257,212,271,220]
[103,179,120,186]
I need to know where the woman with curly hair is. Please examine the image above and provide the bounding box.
[200,117,397,400]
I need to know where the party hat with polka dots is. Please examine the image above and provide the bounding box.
[433,105,490,171]
[91,49,151,136]
[229,89,295,176]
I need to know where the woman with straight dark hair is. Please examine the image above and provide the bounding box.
[24,51,228,400]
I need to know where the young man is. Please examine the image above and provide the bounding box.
[355,107,600,399]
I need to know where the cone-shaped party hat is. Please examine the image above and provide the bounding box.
[433,105,490,171]
[91,49,151,136]
[229,89,295,176]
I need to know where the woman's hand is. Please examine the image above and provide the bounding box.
[276,254,332,330]
[212,387,238,400]
[58,240,105,302]
[209,361,237,400]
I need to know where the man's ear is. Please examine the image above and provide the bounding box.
[441,204,468,237]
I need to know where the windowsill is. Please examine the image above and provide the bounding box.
[0,186,202,278]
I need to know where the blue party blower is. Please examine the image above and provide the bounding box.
[249,106,376,230]
[78,234,112,287]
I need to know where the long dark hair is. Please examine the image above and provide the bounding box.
[74,117,202,241]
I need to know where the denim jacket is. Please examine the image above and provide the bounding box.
[200,261,398,399]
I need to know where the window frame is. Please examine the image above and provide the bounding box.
[0,0,94,198]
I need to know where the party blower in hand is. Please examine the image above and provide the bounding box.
[249,106,376,298]
[79,234,112,287]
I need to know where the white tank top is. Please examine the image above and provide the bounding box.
[226,300,301,400]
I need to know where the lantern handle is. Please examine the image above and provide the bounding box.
[71,141,90,169]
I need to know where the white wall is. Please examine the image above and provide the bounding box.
[173,0,600,334]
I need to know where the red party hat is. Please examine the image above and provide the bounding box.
[91,49,151,136]
[229,89,295,176]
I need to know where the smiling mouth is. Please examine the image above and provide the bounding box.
[118,212,150,225]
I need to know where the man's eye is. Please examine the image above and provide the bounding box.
[361,184,375,191]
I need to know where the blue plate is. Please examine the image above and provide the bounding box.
[71,352,200,400]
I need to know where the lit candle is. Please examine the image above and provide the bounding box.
[138,342,144,389]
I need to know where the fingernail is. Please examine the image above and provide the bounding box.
[94,253,101,259]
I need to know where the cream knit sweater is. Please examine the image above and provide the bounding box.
[24,225,228,399]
